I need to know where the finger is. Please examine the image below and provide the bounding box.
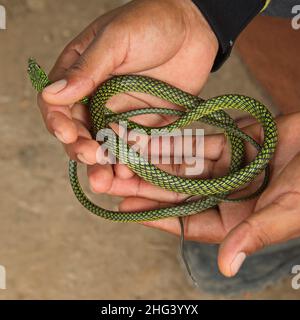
[218,192,300,278]
[71,103,91,129]
[97,126,228,191]
[87,167,185,201]
[217,149,300,277]
[203,134,227,161]
[42,24,128,105]
[86,156,223,201]
[119,196,170,212]
[114,163,135,179]
[119,196,226,242]
[236,116,258,129]
[109,128,227,179]
[46,111,77,144]
[48,17,104,81]
[64,136,98,165]
[87,124,256,201]
[126,131,227,162]
[150,134,227,163]
[87,163,114,193]
[37,94,77,142]
[48,45,81,82]
[107,92,182,123]
[37,21,98,142]
[39,95,91,144]
[259,113,300,178]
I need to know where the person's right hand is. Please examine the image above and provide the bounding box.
[38,0,218,191]
[118,113,300,278]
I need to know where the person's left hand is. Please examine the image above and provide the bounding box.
[106,112,300,277]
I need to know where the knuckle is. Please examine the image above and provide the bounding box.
[68,55,89,74]
[66,56,97,91]
[273,192,300,212]
[101,20,127,44]
[241,219,271,252]
[88,171,101,193]
[63,38,85,56]
[67,55,97,90]
[88,168,112,193]
[63,38,77,52]
[103,20,124,35]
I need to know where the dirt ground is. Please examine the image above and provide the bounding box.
[0,0,299,299]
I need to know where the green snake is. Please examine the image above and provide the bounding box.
[27,58,278,223]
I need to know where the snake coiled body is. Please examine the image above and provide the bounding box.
[28,58,278,222]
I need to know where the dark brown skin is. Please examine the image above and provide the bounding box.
[119,113,300,277]
[38,0,300,278]
[39,0,218,188]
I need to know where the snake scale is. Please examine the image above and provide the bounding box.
[27,58,278,223]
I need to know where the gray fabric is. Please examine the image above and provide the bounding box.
[263,0,299,17]
[184,238,300,296]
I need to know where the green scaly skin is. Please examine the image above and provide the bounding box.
[27,58,277,222]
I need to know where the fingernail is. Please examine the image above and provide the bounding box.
[44,79,67,94]
[54,130,67,143]
[77,153,93,165]
[230,252,246,276]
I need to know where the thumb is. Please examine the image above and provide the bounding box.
[42,25,128,105]
[218,192,300,277]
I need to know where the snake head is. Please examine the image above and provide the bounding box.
[27,58,50,92]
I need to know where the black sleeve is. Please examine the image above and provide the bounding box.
[191,0,266,71]
[263,0,298,17]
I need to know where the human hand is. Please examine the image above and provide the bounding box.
[117,113,300,278]
[38,0,218,187]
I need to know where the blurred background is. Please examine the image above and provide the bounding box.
[0,0,299,299]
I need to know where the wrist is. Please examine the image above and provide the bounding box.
[182,0,219,64]
[188,0,219,55]
[191,0,267,71]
